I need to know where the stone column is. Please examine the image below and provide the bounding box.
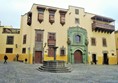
[53,47,58,61]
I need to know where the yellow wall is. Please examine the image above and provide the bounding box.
[88,55,117,65]
[115,31,118,64]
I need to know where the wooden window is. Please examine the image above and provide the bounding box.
[75,18,79,24]
[49,12,54,20]
[75,9,79,14]
[60,13,65,25]
[38,8,45,23]
[48,47,54,57]
[6,48,13,53]
[48,33,56,46]
[59,10,67,25]
[23,35,27,44]
[49,10,56,24]
[36,33,42,42]
[22,48,26,53]
[60,15,65,22]
[102,38,107,47]
[6,36,14,44]
[91,38,96,46]
[27,12,32,26]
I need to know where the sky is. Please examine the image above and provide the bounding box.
[0,0,118,30]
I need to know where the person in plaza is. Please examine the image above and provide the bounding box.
[16,54,19,61]
[4,55,8,64]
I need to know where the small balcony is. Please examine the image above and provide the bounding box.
[38,13,44,23]
[27,12,32,26]
[2,28,20,34]
[92,21,115,33]
[48,39,56,46]
[49,16,55,24]
[60,17,65,25]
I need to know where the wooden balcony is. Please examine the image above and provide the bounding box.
[27,12,32,26]
[48,39,56,46]
[49,16,55,24]
[92,21,115,33]
[60,16,65,25]
[59,10,67,26]
[38,13,44,23]
[2,28,20,34]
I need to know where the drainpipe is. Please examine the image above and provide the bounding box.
[28,47,30,64]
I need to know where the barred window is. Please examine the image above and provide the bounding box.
[23,35,27,44]
[102,38,107,47]
[75,9,79,14]
[6,36,14,44]
[36,33,42,42]
[75,18,79,24]
[91,38,96,46]
[6,48,13,53]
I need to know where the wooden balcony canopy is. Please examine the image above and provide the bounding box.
[48,8,57,12]
[37,5,46,10]
[91,15,115,23]
[59,9,67,13]
[92,21,115,33]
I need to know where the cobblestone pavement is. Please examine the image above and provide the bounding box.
[0,61,118,83]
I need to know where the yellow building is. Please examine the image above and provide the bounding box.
[0,4,117,64]
[115,31,118,64]
[0,26,21,61]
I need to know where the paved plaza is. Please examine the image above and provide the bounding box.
[0,61,118,83]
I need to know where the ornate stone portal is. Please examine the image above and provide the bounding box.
[68,26,88,64]
[38,46,71,73]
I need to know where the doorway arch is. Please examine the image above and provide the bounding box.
[74,50,83,63]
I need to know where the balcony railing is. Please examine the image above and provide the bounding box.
[2,28,20,34]
[48,39,56,46]
[92,21,115,33]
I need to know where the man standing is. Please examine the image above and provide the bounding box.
[4,55,8,64]
[16,54,19,61]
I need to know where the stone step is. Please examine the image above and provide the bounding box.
[37,61,72,73]
[38,66,71,73]
[39,66,71,71]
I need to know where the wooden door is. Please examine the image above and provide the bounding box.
[92,54,97,64]
[103,53,108,64]
[35,51,42,63]
[74,50,82,63]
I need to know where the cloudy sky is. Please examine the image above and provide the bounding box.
[0,0,118,30]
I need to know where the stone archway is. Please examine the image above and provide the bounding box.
[74,50,83,63]
[68,26,88,64]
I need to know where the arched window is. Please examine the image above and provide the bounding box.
[75,35,81,42]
